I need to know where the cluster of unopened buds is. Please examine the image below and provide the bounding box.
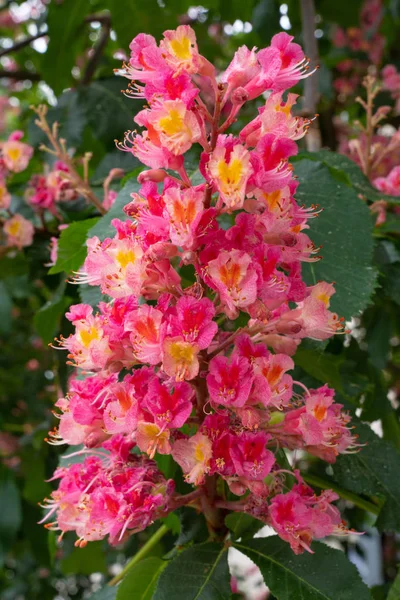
[332,0,384,100]
[42,25,359,554]
[26,160,77,216]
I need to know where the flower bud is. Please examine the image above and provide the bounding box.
[268,411,285,426]
[231,87,249,105]
[138,169,167,183]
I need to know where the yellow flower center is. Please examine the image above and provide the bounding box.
[313,404,327,422]
[217,158,243,190]
[218,261,242,288]
[6,146,21,162]
[7,221,21,236]
[172,198,196,226]
[159,109,185,136]
[116,249,137,269]
[316,293,330,306]
[275,103,291,117]
[169,36,192,60]
[194,441,206,463]
[168,341,195,363]
[263,189,282,211]
[79,326,100,347]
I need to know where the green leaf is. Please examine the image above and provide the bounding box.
[234,537,371,600]
[0,254,28,280]
[76,78,140,147]
[48,531,57,567]
[40,0,90,95]
[294,158,377,320]
[175,507,209,547]
[60,540,107,575]
[294,348,344,391]
[219,0,255,21]
[252,0,281,42]
[110,0,191,50]
[333,435,400,532]
[92,150,139,184]
[89,175,141,241]
[317,0,364,28]
[88,588,117,600]
[162,512,181,535]
[0,467,22,552]
[388,569,400,600]
[0,282,12,335]
[79,284,111,308]
[116,557,167,600]
[21,453,52,505]
[153,542,231,600]
[225,513,264,541]
[49,218,99,275]
[34,280,70,342]
[296,150,400,205]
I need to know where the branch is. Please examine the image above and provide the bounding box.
[31,104,106,214]
[300,0,321,151]
[0,69,40,81]
[108,524,169,586]
[0,32,46,58]
[81,14,111,85]
[303,473,380,515]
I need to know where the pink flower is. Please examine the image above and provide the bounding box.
[136,421,172,458]
[41,452,174,546]
[160,25,201,74]
[80,229,146,299]
[3,214,34,249]
[207,135,252,210]
[252,353,294,409]
[166,296,217,349]
[251,134,298,192]
[373,165,400,196]
[142,378,194,430]
[162,336,200,381]
[61,304,113,371]
[221,46,260,95]
[282,282,345,340]
[207,354,254,408]
[146,100,201,155]
[0,178,11,209]
[172,431,212,485]
[231,431,275,480]
[207,249,258,318]
[270,483,342,554]
[163,184,204,249]
[1,131,33,172]
[240,93,309,146]
[125,305,163,365]
[282,385,358,462]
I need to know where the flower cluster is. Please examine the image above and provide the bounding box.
[0,130,34,249]
[27,160,77,215]
[374,165,400,196]
[43,26,358,552]
[41,436,174,547]
[332,0,384,100]
[382,64,400,114]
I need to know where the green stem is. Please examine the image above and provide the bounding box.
[108,524,169,586]
[303,474,380,515]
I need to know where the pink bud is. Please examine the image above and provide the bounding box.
[8,130,24,141]
[276,320,302,335]
[231,87,249,105]
[138,169,167,183]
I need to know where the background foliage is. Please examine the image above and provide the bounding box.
[0,0,399,599]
